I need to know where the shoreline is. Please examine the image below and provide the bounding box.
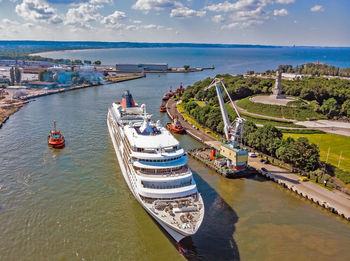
[0,74,144,129]
[166,98,350,221]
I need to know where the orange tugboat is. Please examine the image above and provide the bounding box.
[166,117,185,134]
[48,121,65,148]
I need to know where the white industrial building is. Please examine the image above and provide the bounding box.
[115,63,168,72]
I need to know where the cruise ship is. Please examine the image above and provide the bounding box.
[107,90,204,242]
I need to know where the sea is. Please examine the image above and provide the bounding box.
[1,47,350,261]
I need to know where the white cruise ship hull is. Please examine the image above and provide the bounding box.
[107,116,200,242]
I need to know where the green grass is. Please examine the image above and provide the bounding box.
[279,128,325,134]
[284,133,350,183]
[225,103,306,128]
[196,101,206,107]
[237,97,326,121]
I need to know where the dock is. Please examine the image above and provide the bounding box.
[187,148,256,178]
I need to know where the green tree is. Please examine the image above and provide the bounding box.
[15,67,21,84]
[183,65,190,71]
[10,67,15,85]
[341,100,350,118]
[93,60,101,65]
[38,69,47,81]
[321,98,340,118]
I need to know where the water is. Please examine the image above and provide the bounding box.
[1,47,350,260]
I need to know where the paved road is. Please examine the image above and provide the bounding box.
[249,157,350,219]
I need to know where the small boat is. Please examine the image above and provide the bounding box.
[176,83,184,94]
[159,104,167,112]
[166,117,185,134]
[162,95,169,101]
[48,121,65,148]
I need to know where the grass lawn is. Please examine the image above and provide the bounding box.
[237,97,325,121]
[284,133,350,183]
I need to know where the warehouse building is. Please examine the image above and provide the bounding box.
[115,63,168,72]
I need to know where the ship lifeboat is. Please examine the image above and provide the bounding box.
[166,118,185,134]
[159,104,167,112]
[48,121,65,148]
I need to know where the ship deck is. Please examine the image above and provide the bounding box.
[141,194,204,234]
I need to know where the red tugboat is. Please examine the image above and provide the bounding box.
[159,103,167,112]
[162,86,174,100]
[166,117,185,134]
[175,83,184,94]
[48,121,65,148]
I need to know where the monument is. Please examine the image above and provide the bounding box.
[271,70,285,99]
[250,70,295,106]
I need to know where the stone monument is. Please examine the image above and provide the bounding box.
[271,70,285,99]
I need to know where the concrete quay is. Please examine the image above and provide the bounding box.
[249,157,350,221]
[166,99,350,222]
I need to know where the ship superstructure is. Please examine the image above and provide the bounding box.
[107,90,204,242]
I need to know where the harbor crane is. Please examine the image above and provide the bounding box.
[206,78,248,171]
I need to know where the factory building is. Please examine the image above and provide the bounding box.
[115,63,168,72]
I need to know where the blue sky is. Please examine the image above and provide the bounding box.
[0,0,349,46]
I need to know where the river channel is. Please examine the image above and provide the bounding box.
[1,47,350,260]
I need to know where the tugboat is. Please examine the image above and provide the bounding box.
[175,83,184,94]
[159,103,167,112]
[162,94,169,101]
[48,121,65,148]
[166,117,185,134]
[162,86,174,101]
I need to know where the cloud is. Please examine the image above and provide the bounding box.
[275,0,294,4]
[15,0,63,24]
[212,14,225,23]
[170,6,206,18]
[65,3,102,29]
[221,19,263,29]
[273,8,288,16]
[205,0,270,13]
[232,6,268,21]
[132,0,182,11]
[310,5,324,12]
[102,10,127,25]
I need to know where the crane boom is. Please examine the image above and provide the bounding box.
[206,78,246,148]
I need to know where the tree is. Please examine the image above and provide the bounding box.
[341,99,350,118]
[321,98,340,118]
[84,60,91,65]
[183,65,190,71]
[38,69,46,81]
[10,67,15,85]
[15,67,21,84]
[93,60,101,65]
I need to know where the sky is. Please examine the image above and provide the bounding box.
[0,0,349,46]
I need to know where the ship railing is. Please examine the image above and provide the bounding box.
[137,167,190,177]
[141,180,192,190]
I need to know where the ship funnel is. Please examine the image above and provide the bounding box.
[121,90,136,108]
